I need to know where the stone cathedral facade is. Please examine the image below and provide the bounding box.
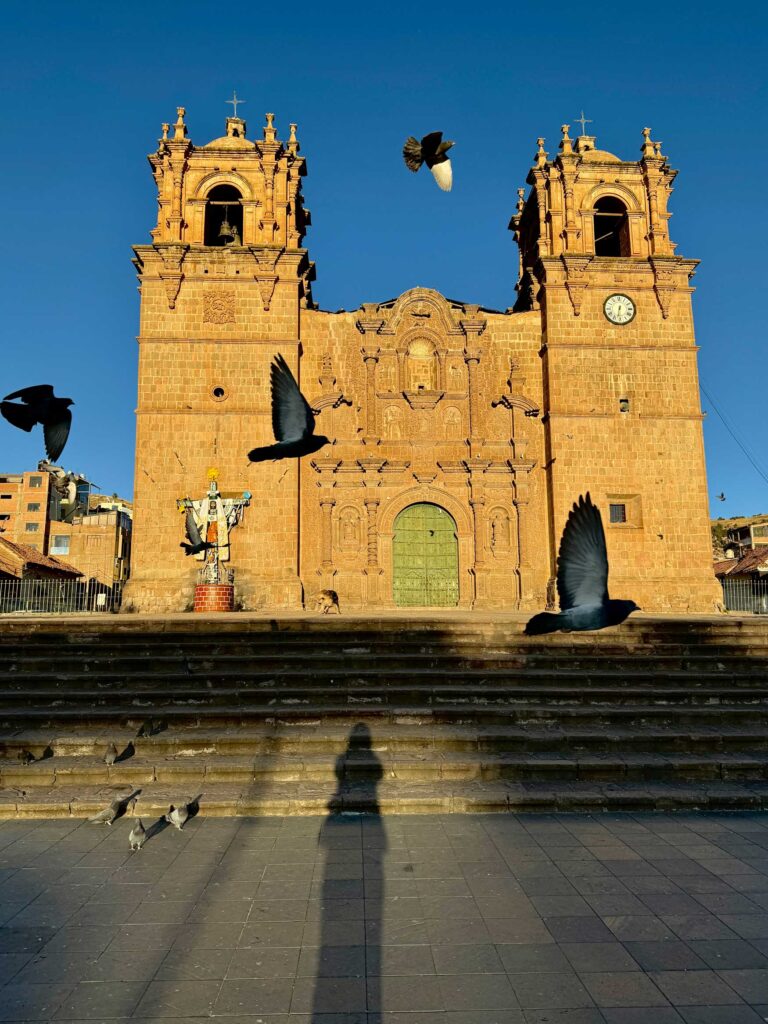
[123,107,718,614]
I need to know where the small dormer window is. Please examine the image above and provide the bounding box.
[593,196,630,257]
[204,184,243,246]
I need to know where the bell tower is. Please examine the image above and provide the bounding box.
[511,125,718,611]
[124,105,315,612]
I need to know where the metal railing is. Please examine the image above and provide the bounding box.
[0,578,123,615]
[721,577,768,615]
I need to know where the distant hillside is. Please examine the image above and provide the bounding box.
[711,513,768,559]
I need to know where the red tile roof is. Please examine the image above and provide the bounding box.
[0,537,82,578]
[714,545,768,578]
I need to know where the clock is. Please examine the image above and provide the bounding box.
[603,294,636,325]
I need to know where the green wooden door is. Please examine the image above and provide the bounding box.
[392,503,459,607]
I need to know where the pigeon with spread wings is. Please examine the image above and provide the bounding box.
[1,385,74,462]
[180,507,216,556]
[403,131,455,192]
[247,353,330,463]
[524,493,640,635]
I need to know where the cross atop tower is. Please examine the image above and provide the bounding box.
[576,110,592,136]
[226,91,245,117]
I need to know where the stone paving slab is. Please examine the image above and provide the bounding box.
[3,813,768,1021]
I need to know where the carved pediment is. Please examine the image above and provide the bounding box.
[403,389,444,410]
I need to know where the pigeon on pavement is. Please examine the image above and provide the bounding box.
[1,385,74,462]
[247,354,330,463]
[129,819,146,851]
[165,803,189,830]
[87,789,140,826]
[180,507,216,557]
[524,493,640,635]
[103,742,118,766]
[402,131,455,192]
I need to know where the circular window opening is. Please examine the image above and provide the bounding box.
[211,386,227,401]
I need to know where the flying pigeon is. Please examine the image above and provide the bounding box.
[402,131,455,192]
[1,385,74,462]
[87,789,140,826]
[716,492,726,502]
[129,819,146,851]
[180,507,216,557]
[103,742,118,766]
[524,493,640,635]
[165,802,190,830]
[247,354,330,463]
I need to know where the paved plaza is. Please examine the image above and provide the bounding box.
[2,813,768,1022]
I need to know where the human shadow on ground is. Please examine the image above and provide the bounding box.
[311,722,385,1023]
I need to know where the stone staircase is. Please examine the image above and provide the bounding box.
[0,614,767,817]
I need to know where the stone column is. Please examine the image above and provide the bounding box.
[312,458,341,590]
[361,347,380,445]
[320,497,335,569]
[358,457,386,604]
[463,344,483,445]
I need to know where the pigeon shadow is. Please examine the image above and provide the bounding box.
[116,741,135,763]
[146,815,171,840]
[187,793,203,821]
[311,722,385,1022]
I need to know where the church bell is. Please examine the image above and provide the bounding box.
[218,207,235,244]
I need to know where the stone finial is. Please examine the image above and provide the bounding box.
[534,138,548,167]
[559,124,573,155]
[516,188,526,215]
[264,112,276,144]
[173,107,187,141]
[641,126,656,159]
[287,123,299,155]
[161,123,169,142]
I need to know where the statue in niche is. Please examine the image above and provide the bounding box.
[339,507,361,551]
[489,508,510,552]
[379,363,395,392]
[449,362,463,389]
[444,407,463,439]
[384,405,402,439]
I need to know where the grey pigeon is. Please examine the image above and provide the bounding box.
[103,742,118,766]
[87,788,140,826]
[165,803,189,830]
[17,749,35,765]
[402,131,455,192]
[524,493,640,635]
[1,385,74,462]
[247,354,330,463]
[180,506,217,557]
[129,819,146,851]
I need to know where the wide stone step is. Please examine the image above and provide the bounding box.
[3,748,768,789]
[3,721,768,759]
[4,777,768,818]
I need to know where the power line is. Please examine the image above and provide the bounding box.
[700,378,768,489]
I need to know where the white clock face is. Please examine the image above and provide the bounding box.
[604,294,636,325]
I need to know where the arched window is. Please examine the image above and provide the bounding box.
[406,338,439,391]
[204,184,244,247]
[593,196,630,257]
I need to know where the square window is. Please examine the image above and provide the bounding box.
[25,522,39,532]
[609,503,627,524]
[28,476,42,488]
[27,502,40,512]
[51,536,70,555]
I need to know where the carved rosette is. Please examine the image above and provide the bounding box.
[203,289,236,324]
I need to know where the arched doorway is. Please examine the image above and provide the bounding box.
[393,503,459,607]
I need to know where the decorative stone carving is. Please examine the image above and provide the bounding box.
[650,256,678,319]
[444,407,463,439]
[560,255,592,316]
[489,507,511,552]
[339,506,361,551]
[383,406,402,439]
[156,244,189,309]
[203,289,236,323]
[309,354,352,413]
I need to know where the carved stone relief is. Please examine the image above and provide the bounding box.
[203,289,236,323]
[338,506,361,551]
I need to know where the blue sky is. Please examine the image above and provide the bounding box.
[0,1,765,516]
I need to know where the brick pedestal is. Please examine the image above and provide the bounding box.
[193,583,234,613]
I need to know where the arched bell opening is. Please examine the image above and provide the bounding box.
[593,196,631,257]
[204,184,244,246]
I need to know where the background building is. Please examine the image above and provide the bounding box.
[0,464,132,586]
[124,108,718,614]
